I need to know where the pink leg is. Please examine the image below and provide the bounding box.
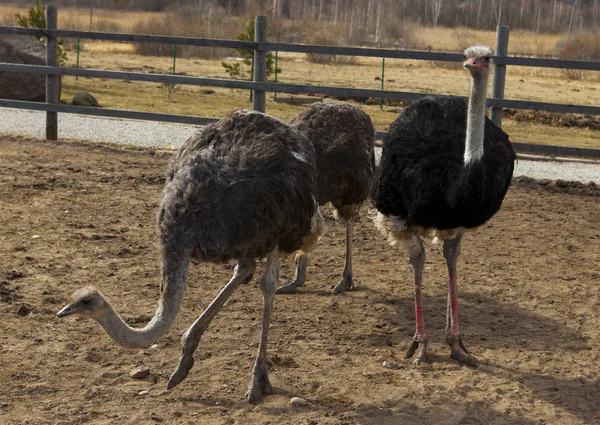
[404,235,428,365]
[443,236,477,367]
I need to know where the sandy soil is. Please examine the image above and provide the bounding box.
[1,138,599,425]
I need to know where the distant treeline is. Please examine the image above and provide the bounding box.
[3,0,599,34]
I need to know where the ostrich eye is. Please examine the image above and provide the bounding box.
[484,56,491,61]
[81,298,92,305]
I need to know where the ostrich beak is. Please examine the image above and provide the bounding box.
[464,58,488,69]
[56,303,78,318]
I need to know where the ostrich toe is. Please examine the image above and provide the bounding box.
[167,326,206,389]
[275,279,304,294]
[245,357,273,404]
[405,335,429,365]
[447,335,478,367]
[333,274,354,294]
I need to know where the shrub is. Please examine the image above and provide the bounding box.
[16,0,67,64]
[220,17,281,79]
[132,14,232,60]
[557,33,600,80]
[304,31,358,65]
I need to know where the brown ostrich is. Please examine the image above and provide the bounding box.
[276,102,376,295]
[57,110,325,403]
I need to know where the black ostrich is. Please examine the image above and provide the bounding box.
[276,102,376,295]
[57,110,324,403]
[371,45,516,367]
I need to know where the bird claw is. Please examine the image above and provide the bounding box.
[333,275,354,295]
[167,355,193,390]
[245,359,272,404]
[447,335,478,367]
[275,279,303,295]
[167,327,206,389]
[404,336,429,364]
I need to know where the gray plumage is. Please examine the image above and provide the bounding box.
[277,102,376,295]
[57,109,324,403]
[160,109,318,262]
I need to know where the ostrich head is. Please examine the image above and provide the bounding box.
[57,287,107,320]
[463,45,493,77]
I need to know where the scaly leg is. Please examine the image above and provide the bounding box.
[275,253,307,294]
[443,236,477,367]
[333,221,355,295]
[246,248,280,403]
[403,234,429,365]
[167,259,256,389]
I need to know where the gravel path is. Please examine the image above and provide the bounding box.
[1,107,598,184]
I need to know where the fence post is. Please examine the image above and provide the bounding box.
[252,15,267,113]
[490,25,509,128]
[46,4,58,141]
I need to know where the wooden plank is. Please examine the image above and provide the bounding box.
[252,16,267,113]
[490,26,509,127]
[494,56,600,71]
[486,98,600,115]
[2,99,599,159]
[45,5,58,141]
[511,142,600,158]
[2,25,599,70]
[1,62,598,116]
[0,99,218,126]
[0,63,257,89]
[0,26,45,37]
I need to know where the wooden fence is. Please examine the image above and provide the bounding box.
[0,6,599,158]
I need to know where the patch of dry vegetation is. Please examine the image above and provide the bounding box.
[1,5,598,150]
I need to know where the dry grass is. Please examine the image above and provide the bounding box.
[413,26,564,57]
[2,5,598,150]
[0,4,156,31]
[57,50,599,150]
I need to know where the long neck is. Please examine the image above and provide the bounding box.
[463,72,489,164]
[95,253,190,348]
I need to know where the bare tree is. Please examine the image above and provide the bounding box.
[89,0,95,31]
[431,0,443,27]
[375,0,382,44]
[567,0,579,38]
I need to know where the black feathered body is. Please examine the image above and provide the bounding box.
[158,110,317,262]
[291,103,376,222]
[372,96,515,231]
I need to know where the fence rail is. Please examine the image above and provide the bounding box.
[0,7,599,158]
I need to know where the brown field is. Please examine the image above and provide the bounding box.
[57,48,600,150]
[0,5,568,56]
[1,138,600,425]
[1,5,598,150]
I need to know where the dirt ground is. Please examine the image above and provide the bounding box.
[1,137,599,425]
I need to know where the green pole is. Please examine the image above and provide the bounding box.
[380,57,385,110]
[75,37,80,80]
[172,44,177,74]
[274,50,278,101]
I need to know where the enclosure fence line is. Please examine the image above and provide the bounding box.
[0,7,599,158]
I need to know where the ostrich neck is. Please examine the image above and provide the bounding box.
[95,254,190,349]
[463,72,489,164]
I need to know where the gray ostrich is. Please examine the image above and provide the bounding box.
[371,46,515,366]
[276,102,375,295]
[56,110,325,403]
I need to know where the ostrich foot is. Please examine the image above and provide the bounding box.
[275,279,304,295]
[447,335,478,367]
[245,357,273,404]
[404,335,429,365]
[167,326,207,389]
[333,274,354,295]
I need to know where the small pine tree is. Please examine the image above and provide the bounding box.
[221,18,281,79]
[16,0,67,65]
